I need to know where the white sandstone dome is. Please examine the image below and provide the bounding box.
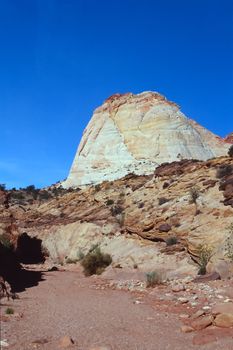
[63,91,229,187]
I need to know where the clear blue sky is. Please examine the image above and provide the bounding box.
[0,0,232,188]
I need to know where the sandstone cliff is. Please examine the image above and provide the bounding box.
[1,156,232,280]
[63,92,230,187]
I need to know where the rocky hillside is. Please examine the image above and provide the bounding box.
[1,156,233,281]
[63,91,230,187]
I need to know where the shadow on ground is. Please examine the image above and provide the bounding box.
[0,235,46,293]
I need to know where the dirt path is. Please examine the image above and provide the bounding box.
[1,268,233,350]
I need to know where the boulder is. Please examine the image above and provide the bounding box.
[214,313,233,328]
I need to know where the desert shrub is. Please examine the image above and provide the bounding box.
[94,184,101,192]
[0,183,6,191]
[225,223,233,262]
[158,197,169,205]
[189,187,200,204]
[138,202,144,208]
[110,205,124,216]
[146,271,163,287]
[38,190,52,201]
[166,236,178,246]
[10,191,25,201]
[228,145,233,158]
[81,247,112,276]
[5,307,14,315]
[106,199,114,206]
[197,244,213,275]
[216,165,233,179]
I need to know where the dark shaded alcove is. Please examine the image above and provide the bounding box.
[15,232,45,264]
[0,241,44,293]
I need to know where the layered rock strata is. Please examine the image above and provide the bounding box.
[63,92,230,187]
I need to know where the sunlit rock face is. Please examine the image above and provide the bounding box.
[63,91,229,187]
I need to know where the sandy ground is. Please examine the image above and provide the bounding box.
[1,266,233,350]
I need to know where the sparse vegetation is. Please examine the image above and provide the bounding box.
[225,223,233,262]
[146,271,163,287]
[216,164,233,179]
[228,145,233,158]
[166,236,178,246]
[5,307,14,315]
[81,246,112,276]
[197,244,213,275]
[94,184,101,192]
[106,199,114,206]
[189,186,200,204]
[110,205,124,216]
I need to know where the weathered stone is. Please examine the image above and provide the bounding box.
[214,313,233,328]
[191,309,205,319]
[180,325,194,333]
[63,91,229,187]
[171,284,186,292]
[158,223,171,233]
[190,315,213,330]
[59,336,74,348]
[212,303,233,316]
[193,272,220,283]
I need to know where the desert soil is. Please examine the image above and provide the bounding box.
[1,265,233,350]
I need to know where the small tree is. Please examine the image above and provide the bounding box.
[189,186,200,204]
[228,145,233,158]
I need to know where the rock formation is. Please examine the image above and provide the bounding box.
[63,91,230,187]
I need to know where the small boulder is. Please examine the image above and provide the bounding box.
[158,223,171,232]
[212,302,233,316]
[172,284,186,292]
[190,315,213,330]
[180,325,194,333]
[214,313,233,328]
[59,336,74,348]
[191,309,205,319]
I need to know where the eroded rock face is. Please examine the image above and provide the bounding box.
[63,91,230,187]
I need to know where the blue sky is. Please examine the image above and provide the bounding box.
[0,0,232,188]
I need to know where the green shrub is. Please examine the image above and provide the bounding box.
[225,223,233,262]
[197,244,213,275]
[5,307,14,315]
[145,271,162,287]
[166,236,178,246]
[81,247,112,276]
[189,186,200,204]
[106,199,114,206]
[110,205,124,216]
